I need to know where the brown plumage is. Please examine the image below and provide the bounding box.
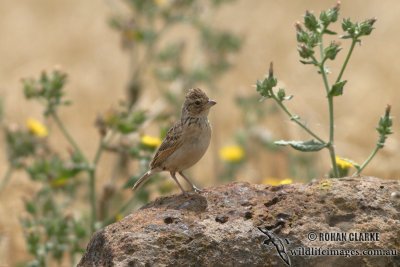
[132,88,216,196]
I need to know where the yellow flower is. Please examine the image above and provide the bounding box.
[26,118,48,137]
[141,135,162,147]
[219,145,244,162]
[153,0,166,5]
[263,177,292,186]
[335,156,357,169]
[263,177,280,186]
[50,177,69,187]
[279,178,292,185]
[115,213,123,222]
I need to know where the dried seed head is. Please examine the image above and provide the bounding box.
[95,115,107,137]
[294,21,303,32]
[268,62,274,78]
[367,17,377,26]
[385,104,391,117]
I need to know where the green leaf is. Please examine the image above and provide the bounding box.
[277,88,286,101]
[296,30,309,43]
[256,79,270,98]
[320,3,340,27]
[342,18,353,32]
[277,88,293,101]
[323,29,337,35]
[299,60,316,65]
[328,80,347,97]
[304,11,319,31]
[324,41,342,60]
[319,11,329,25]
[298,44,315,59]
[269,76,278,87]
[376,105,394,137]
[117,124,135,134]
[359,18,376,36]
[274,139,327,152]
[25,201,37,216]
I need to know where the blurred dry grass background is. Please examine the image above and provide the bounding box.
[0,0,399,265]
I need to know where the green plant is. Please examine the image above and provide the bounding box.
[21,185,87,267]
[2,69,164,266]
[233,93,320,182]
[0,1,242,265]
[109,0,241,110]
[255,2,393,178]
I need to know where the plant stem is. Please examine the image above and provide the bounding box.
[0,165,14,196]
[51,111,85,159]
[88,131,116,233]
[315,38,340,177]
[323,38,358,177]
[336,38,357,83]
[354,113,390,176]
[272,95,326,144]
[353,145,380,175]
[88,167,97,233]
[50,110,104,231]
[326,94,338,177]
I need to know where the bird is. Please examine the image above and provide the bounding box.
[132,88,216,196]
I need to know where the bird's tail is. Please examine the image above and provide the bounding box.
[132,169,158,192]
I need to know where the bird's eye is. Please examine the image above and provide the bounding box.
[195,100,201,105]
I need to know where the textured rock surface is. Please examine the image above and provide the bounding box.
[78,177,400,267]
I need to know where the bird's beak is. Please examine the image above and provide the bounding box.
[206,99,217,108]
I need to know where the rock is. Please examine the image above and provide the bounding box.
[78,177,400,267]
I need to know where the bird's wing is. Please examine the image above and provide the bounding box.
[150,120,184,169]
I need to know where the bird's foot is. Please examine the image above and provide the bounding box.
[192,186,203,193]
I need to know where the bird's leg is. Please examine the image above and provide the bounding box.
[179,171,202,193]
[170,172,189,197]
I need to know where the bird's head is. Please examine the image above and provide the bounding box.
[182,88,216,117]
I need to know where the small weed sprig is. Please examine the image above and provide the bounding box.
[22,69,108,233]
[354,105,393,175]
[255,2,392,177]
